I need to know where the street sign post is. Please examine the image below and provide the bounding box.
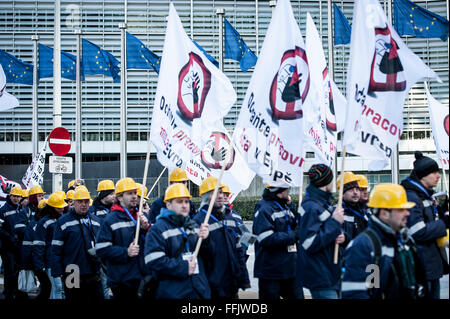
[48,127,71,156]
[49,156,73,174]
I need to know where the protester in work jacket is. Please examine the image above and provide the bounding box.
[342,215,426,299]
[252,189,297,282]
[20,218,37,271]
[149,195,196,224]
[0,196,20,252]
[193,205,250,298]
[88,197,111,221]
[401,175,448,284]
[51,208,102,279]
[95,203,150,292]
[297,184,343,292]
[33,208,61,273]
[14,203,38,244]
[342,201,369,244]
[144,208,213,299]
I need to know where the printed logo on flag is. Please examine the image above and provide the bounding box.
[369,26,406,93]
[323,67,337,132]
[177,52,212,122]
[444,115,449,136]
[201,131,235,170]
[269,47,310,120]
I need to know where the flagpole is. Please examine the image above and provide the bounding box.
[255,0,259,54]
[146,167,167,198]
[53,0,63,192]
[134,136,151,245]
[441,159,449,195]
[386,0,400,184]
[75,29,82,180]
[216,8,225,72]
[334,146,346,264]
[119,23,128,178]
[31,34,39,160]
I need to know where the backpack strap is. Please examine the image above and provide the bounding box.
[362,228,382,267]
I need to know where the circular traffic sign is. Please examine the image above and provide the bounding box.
[48,127,71,156]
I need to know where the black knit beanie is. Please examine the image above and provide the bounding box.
[413,151,439,179]
[308,164,334,187]
[97,189,115,202]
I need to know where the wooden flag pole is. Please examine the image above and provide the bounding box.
[333,146,347,264]
[191,142,233,260]
[146,167,167,198]
[134,137,152,245]
[441,159,449,195]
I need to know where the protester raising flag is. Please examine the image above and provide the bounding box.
[0,64,19,112]
[304,13,347,168]
[425,83,449,169]
[342,0,440,170]
[149,3,254,196]
[232,0,308,187]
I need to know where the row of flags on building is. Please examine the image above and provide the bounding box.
[0,18,258,88]
[334,0,449,44]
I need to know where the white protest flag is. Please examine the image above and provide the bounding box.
[0,64,19,112]
[343,0,441,170]
[425,83,449,169]
[304,13,347,167]
[22,138,47,188]
[149,3,254,196]
[232,0,309,187]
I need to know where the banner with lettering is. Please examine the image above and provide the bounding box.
[425,83,449,169]
[342,0,440,170]
[232,0,309,187]
[304,13,347,168]
[150,3,254,196]
[22,138,47,188]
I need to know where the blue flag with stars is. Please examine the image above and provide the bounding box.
[0,50,33,85]
[126,32,161,73]
[191,39,219,67]
[394,0,449,42]
[38,43,81,81]
[82,39,120,82]
[224,18,257,72]
[333,3,352,45]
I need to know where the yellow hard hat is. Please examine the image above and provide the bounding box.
[169,168,188,182]
[436,229,449,248]
[38,199,47,210]
[115,177,137,194]
[355,174,369,188]
[21,189,29,198]
[367,184,415,209]
[29,186,45,196]
[73,186,91,201]
[97,179,115,192]
[199,176,222,196]
[9,186,23,197]
[47,192,68,208]
[221,184,231,194]
[136,183,149,200]
[68,180,76,189]
[336,171,358,190]
[66,190,75,200]
[164,183,192,202]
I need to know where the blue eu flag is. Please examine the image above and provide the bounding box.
[333,3,352,45]
[0,50,33,85]
[126,32,161,73]
[82,39,120,82]
[191,39,219,67]
[394,0,449,42]
[224,18,257,72]
[38,43,80,81]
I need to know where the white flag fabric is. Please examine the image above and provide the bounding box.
[304,13,347,167]
[425,83,449,169]
[232,0,308,187]
[149,3,254,196]
[0,64,19,112]
[22,138,47,188]
[343,0,440,170]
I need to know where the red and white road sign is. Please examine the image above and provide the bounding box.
[48,127,71,156]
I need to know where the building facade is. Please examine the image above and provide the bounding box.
[0,0,448,196]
